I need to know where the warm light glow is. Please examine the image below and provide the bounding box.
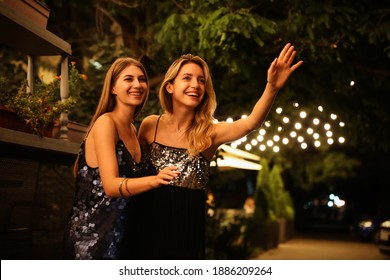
[221,102,346,153]
[259,129,266,135]
[211,155,261,170]
[335,199,346,208]
[350,80,355,86]
[290,131,297,138]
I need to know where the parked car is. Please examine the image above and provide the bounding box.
[351,216,381,243]
[378,219,390,255]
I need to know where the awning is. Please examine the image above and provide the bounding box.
[211,144,262,171]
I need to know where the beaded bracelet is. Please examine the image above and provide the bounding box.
[118,179,126,198]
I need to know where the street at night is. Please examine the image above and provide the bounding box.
[253,231,388,260]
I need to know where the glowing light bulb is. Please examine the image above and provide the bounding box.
[295,123,302,130]
[259,129,266,136]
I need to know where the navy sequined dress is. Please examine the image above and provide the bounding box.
[64,139,149,260]
[123,116,210,260]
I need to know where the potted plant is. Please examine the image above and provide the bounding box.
[0,62,84,137]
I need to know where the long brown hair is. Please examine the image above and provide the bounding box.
[73,57,149,175]
[159,54,216,156]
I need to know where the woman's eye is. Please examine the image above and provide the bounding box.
[199,79,205,84]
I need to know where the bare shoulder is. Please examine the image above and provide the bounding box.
[139,114,160,131]
[141,114,159,126]
[138,114,159,143]
[92,114,115,132]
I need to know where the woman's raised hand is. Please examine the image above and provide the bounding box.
[267,43,303,91]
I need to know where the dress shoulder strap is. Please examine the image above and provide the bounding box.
[153,115,162,142]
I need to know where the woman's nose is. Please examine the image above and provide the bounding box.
[133,79,141,87]
[191,79,200,88]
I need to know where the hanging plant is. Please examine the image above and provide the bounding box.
[0,62,85,135]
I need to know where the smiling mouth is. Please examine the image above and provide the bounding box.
[186,92,199,97]
[129,91,143,96]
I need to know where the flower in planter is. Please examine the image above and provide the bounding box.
[1,62,84,136]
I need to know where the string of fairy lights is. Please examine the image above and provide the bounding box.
[216,102,346,153]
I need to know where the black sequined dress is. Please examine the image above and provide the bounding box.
[64,139,149,260]
[124,116,210,260]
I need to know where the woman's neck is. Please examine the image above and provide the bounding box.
[164,113,193,133]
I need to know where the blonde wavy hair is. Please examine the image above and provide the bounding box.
[73,57,149,175]
[159,54,217,156]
